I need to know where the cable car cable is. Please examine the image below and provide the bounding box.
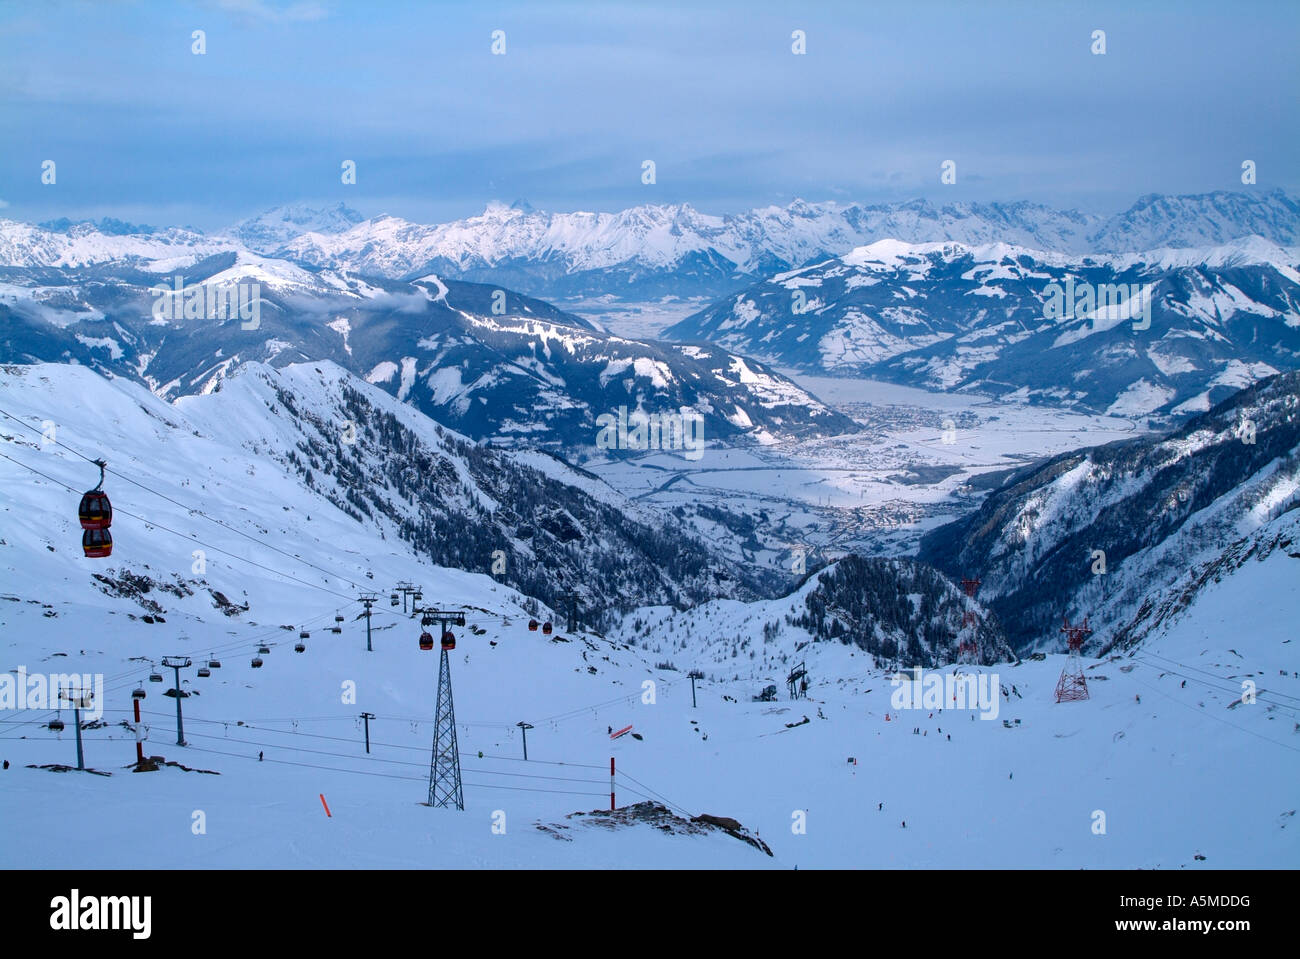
[0,405,376,594]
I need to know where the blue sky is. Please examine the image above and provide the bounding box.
[1,0,1296,229]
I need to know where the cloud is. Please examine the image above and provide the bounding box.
[210,0,329,25]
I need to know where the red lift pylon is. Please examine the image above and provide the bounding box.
[957,578,980,665]
[1054,616,1092,703]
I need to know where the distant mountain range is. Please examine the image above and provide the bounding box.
[667,236,1300,418]
[4,189,1298,425]
[4,189,1296,305]
[0,250,852,451]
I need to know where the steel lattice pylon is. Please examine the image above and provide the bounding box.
[427,647,463,809]
[1054,617,1092,703]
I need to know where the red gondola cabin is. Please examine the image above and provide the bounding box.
[82,528,113,558]
[78,490,112,530]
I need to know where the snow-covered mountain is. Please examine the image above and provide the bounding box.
[667,236,1300,418]
[0,360,772,619]
[0,219,230,270]
[3,190,1295,305]
[226,202,366,254]
[1092,190,1300,252]
[5,361,1296,869]
[0,254,852,451]
[274,191,1300,302]
[918,371,1300,654]
[615,554,1014,675]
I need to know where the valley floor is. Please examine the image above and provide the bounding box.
[586,370,1142,560]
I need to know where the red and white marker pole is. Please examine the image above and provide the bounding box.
[610,757,615,811]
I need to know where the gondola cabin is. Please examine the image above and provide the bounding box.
[82,528,113,558]
[78,461,112,530]
[251,656,263,668]
[528,619,538,631]
[441,631,456,651]
[418,632,434,650]
[542,621,553,635]
[78,490,111,529]
[294,641,306,653]
[78,460,113,558]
